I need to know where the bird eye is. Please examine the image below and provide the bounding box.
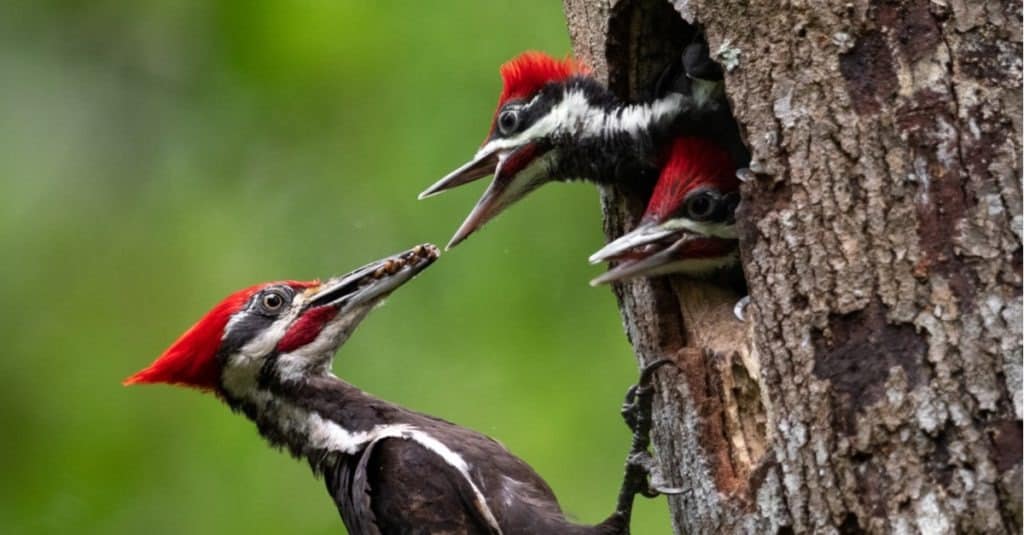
[684,190,720,221]
[259,290,287,314]
[498,109,520,136]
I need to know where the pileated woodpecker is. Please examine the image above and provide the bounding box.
[589,137,740,285]
[420,45,742,249]
[125,244,668,534]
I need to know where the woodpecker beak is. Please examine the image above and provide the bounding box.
[589,222,678,265]
[421,141,554,249]
[418,148,501,200]
[444,143,553,249]
[273,244,441,359]
[589,218,737,265]
[305,244,440,311]
[589,233,737,286]
[590,236,690,286]
[589,218,738,286]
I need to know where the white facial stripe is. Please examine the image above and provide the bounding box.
[221,292,316,392]
[222,281,396,389]
[225,288,316,367]
[228,312,296,370]
[476,91,685,156]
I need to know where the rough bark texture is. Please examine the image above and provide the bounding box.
[563,0,1022,532]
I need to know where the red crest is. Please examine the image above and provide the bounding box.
[486,52,584,140]
[124,280,317,391]
[497,51,583,108]
[644,138,737,223]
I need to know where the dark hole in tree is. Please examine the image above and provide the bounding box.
[594,0,766,505]
[606,0,751,296]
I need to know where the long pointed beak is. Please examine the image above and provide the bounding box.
[419,149,501,200]
[588,222,676,264]
[589,236,692,286]
[445,142,552,249]
[590,233,738,286]
[591,215,739,264]
[445,180,504,250]
[306,244,440,309]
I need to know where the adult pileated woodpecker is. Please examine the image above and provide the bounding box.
[589,137,740,285]
[125,244,668,534]
[420,44,744,249]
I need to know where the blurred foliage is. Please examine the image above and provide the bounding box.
[0,1,670,533]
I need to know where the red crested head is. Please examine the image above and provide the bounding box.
[124,280,317,391]
[497,51,583,107]
[484,51,584,140]
[643,137,738,223]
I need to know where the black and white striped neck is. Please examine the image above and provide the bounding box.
[221,371,405,468]
[546,78,688,188]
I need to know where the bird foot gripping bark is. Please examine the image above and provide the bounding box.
[609,359,683,533]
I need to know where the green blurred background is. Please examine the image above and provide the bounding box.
[0,1,671,533]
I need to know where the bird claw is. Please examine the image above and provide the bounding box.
[620,359,671,430]
[620,387,640,430]
[638,358,672,386]
[613,359,680,522]
[622,447,680,500]
[733,295,751,322]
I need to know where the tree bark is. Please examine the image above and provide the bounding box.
[563,0,1022,532]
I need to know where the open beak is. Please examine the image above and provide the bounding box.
[306,244,440,310]
[590,236,694,286]
[419,149,501,200]
[590,217,737,265]
[588,222,737,286]
[422,142,553,250]
[589,222,677,265]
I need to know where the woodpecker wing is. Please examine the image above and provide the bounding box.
[326,448,381,535]
[329,436,502,535]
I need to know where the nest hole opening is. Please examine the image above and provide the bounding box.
[602,0,767,499]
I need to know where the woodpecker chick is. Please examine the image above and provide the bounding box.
[420,51,706,249]
[590,137,739,285]
[125,244,658,534]
[421,45,749,250]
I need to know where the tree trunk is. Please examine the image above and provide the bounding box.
[562,0,1022,532]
